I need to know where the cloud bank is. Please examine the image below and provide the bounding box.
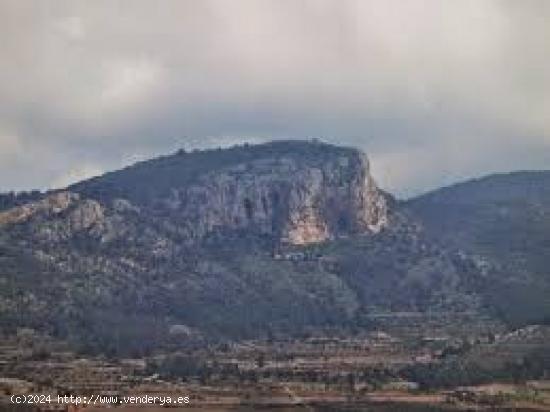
[1,0,549,197]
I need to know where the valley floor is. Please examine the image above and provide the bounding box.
[1,322,550,411]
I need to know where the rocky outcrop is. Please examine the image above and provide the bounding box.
[36,197,105,242]
[164,149,388,245]
[0,191,106,242]
[0,191,78,226]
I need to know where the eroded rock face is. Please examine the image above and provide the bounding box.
[0,192,79,226]
[166,150,388,245]
[0,191,106,242]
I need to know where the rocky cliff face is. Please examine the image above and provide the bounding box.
[163,149,387,245]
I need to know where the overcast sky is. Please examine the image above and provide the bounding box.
[1,0,549,198]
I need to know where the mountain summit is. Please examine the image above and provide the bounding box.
[1,141,388,247]
[66,140,389,246]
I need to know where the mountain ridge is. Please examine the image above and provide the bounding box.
[0,140,548,355]
[406,169,550,326]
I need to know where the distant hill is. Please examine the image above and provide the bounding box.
[406,171,550,326]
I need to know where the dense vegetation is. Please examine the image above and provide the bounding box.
[1,223,479,356]
[407,171,550,326]
[0,190,43,212]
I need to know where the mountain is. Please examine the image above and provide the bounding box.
[70,140,389,245]
[0,140,488,355]
[406,171,550,326]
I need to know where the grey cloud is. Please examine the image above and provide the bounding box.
[0,0,549,197]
